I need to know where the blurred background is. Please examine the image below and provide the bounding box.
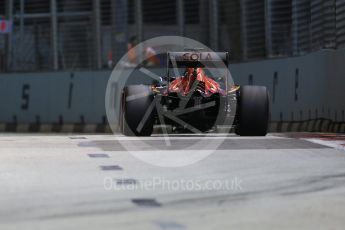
[0,0,344,72]
[0,0,344,131]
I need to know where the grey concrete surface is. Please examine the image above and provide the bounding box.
[0,133,345,229]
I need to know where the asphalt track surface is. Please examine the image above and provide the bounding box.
[1,133,345,229]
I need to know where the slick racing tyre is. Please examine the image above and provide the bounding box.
[236,85,269,136]
[121,85,154,136]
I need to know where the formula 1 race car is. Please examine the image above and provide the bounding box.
[119,51,269,136]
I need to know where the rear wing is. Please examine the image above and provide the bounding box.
[167,52,229,68]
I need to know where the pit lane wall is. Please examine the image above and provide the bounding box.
[0,48,344,132]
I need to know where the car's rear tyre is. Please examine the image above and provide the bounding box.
[236,85,269,136]
[121,85,154,136]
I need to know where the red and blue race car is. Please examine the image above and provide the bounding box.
[120,50,269,136]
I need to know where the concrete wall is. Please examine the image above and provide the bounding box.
[231,48,345,122]
[0,48,344,125]
[0,71,109,124]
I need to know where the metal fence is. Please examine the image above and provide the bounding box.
[337,0,345,48]
[0,0,345,72]
[292,0,311,55]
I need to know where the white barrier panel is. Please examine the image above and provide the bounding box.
[0,49,344,124]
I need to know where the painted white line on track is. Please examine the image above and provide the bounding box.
[304,138,345,151]
[106,134,286,141]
